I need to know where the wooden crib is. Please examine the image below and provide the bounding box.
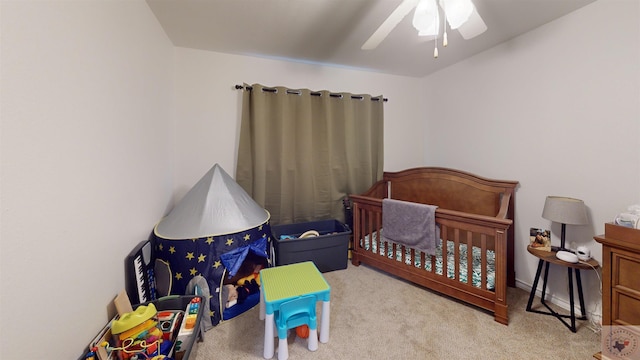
[349,167,518,325]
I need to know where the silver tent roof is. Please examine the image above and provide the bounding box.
[154,164,269,239]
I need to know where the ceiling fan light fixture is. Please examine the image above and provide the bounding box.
[440,0,474,29]
[360,0,485,51]
[412,0,439,36]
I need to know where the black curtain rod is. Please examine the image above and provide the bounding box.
[234,84,388,102]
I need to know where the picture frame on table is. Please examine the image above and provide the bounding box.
[529,228,551,251]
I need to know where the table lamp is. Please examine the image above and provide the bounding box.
[542,196,588,251]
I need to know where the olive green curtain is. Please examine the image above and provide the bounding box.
[236,83,384,225]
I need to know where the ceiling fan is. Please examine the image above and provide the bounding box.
[362,0,487,54]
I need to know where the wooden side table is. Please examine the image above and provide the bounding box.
[526,246,600,332]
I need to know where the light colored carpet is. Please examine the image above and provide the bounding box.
[193,263,601,360]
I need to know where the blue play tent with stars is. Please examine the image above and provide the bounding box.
[152,163,271,327]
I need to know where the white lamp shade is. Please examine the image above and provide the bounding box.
[541,196,589,225]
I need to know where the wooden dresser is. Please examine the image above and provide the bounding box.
[594,223,640,327]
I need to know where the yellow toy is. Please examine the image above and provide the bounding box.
[111,303,157,335]
[107,303,163,360]
[236,272,260,286]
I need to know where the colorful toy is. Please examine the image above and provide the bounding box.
[83,347,97,360]
[223,261,263,308]
[111,303,158,336]
[295,325,310,339]
[174,297,201,357]
[157,310,183,341]
[106,303,165,360]
[236,271,260,286]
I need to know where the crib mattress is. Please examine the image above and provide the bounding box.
[362,233,495,290]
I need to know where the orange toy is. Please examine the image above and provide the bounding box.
[295,325,309,339]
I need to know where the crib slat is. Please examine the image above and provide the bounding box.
[362,206,366,249]
[357,206,363,249]
[410,248,416,267]
[405,245,409,265]
[481,234,487,290]
[467,231,473,286]
[441,225,448,277]
[364,207,371,249]
[374,210,381,252]
[453,228,460,282]
[431,224,439,271]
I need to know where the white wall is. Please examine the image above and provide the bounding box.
[422,0,640,319]
[0,1,174,358]
[171,49,426,202]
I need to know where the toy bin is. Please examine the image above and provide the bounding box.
[272,219,351,272]
[79,295,204,360]
[149,295,204,360]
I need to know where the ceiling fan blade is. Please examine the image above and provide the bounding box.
[361,0,421,50]
[457,5,486,39]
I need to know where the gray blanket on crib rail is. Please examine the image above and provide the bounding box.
[382,198,439,255]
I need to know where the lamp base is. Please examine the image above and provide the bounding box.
[559,223,568,252]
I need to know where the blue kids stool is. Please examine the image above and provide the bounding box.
[275,294,318,360]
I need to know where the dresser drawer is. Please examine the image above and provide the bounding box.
[612,290,640,325]
[613,252,640,292]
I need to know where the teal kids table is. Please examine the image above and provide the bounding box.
[259,261,331,359]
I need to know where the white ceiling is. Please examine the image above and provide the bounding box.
[146,0,596,78]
